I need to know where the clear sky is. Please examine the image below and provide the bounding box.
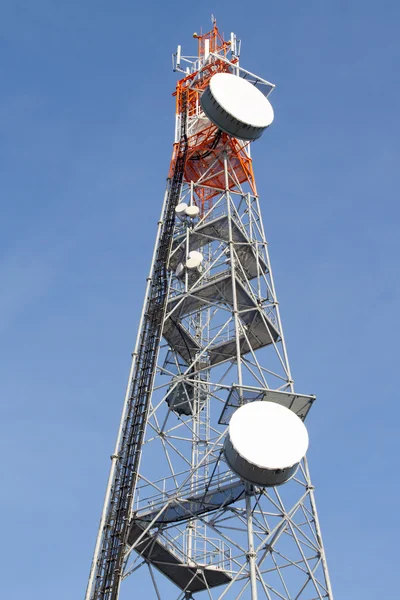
[1,1,399,598]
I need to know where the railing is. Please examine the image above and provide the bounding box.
[159,528,232,573]
[134,463,239,517]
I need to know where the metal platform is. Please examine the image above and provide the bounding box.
[219,387,316,424]
[163,271,280,367]
[128,523,232,592]
[163,319,201,365]
[168,270,261,317]
[134,478,247,526]
[163,313,279,367]
[169,214,267,279]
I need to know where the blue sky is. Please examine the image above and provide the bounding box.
[1,1,399,598]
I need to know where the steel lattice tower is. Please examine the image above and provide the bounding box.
[85,20,333,600]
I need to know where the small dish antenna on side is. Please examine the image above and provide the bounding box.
[175,262,185,279]
[175,202,188,220]
[186,250,203,270]
[185,205,200,219]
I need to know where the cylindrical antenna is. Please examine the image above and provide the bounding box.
[230,32,236,56]
[204,39,210,60]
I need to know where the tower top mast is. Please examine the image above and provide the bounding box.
[173,19,241,74]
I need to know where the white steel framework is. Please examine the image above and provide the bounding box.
[85,19,333,600]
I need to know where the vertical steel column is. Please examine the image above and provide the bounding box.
[223,152,243,390]
[245,488,259,600]
[254,194,294,391]
[304,458,334,599]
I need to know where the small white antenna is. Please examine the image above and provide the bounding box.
[176,45,181,69]
[230,32,236,56]
[230,32,241,58]
[204,39,210,60]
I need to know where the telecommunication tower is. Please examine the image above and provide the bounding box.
[85,20,333,600]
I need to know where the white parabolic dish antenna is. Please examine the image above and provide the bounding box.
[201,73,274,141]
[185,205,200,218]
[175,202,188,220]
[186,250,203,269]
[224,401,309,487]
